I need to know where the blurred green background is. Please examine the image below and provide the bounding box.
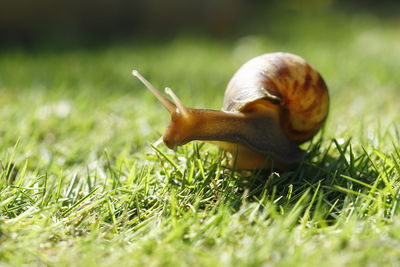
[1,0,400,46]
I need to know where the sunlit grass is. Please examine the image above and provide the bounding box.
[1,12,400,266]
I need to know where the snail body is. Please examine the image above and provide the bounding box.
[132,52,329,170]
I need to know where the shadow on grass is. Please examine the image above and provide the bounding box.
[227,138,381,217]
[145,137,389,226]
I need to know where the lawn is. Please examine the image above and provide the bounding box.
[1,12,400,266]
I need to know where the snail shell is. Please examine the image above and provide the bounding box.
[224,52,329,143]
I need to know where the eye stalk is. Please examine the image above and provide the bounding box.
[132,70,192,149]
[132,70,190,117]
[132,70,176,114]
[165,87,189,118]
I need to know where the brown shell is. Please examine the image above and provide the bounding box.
[223,52,329,143]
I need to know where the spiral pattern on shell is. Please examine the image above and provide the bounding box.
[223,52,329,143]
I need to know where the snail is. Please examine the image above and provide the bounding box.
[132,52,329,170]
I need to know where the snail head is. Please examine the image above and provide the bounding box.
[132,70,194,149]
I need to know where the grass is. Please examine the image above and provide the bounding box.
[1,11,400,266]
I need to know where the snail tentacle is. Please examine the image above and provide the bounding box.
[165,87,189,117]
[132,70,176,114]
